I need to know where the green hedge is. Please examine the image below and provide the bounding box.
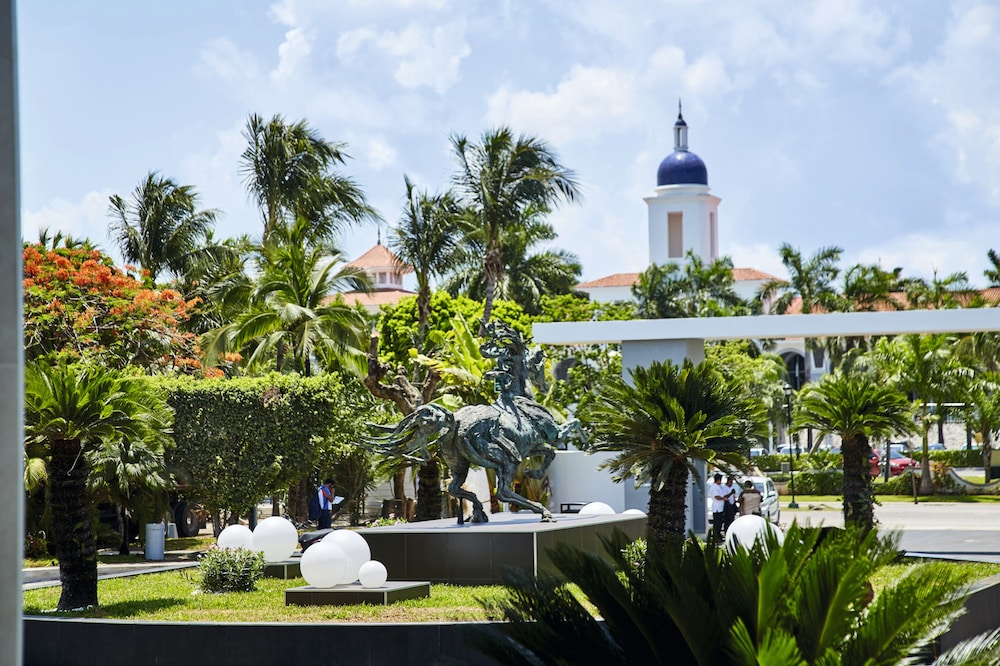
[924,449,983,468]
[790,471,843,495]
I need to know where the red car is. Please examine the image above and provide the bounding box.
[870,450,918,477]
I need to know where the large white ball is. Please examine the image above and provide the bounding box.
[322,529,372,584]
[622,508,647,516]
[725,515,785,553]
[358,560,388,589]
[251,517,299,562]
[217,524,253,551]
[300,541,347,589]
[578,501,616,515]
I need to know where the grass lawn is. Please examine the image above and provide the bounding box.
[783,494,1000,506]
[23,535,216,569]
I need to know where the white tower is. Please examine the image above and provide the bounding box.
[646,103,720,266]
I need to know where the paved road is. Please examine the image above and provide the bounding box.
[783,500,1000,562]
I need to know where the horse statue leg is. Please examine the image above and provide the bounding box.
[446,458,489,524]
[494,460,555,522]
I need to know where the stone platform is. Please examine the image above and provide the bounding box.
[285,581,430,606]
[263,560,300,579]
[357,511,646,585]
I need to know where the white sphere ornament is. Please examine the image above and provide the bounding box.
[358,560,388,589]
[322,530,372,584]
[300,541,347,589]
[578,501,616,515]
[725,515,785,553]
[622,508,647,516]
[251,516,299,562]
[217,524,253,551]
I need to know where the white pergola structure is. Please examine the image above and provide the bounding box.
[533,308,1000,533]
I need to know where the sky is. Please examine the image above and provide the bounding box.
[15,0,1000,289]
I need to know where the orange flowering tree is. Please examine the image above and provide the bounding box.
[22,243,205,373]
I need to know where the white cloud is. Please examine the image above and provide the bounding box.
[198,37,260,82]
[375,22,470,93]
[336,27,377,59]
[852,232,991,284]
[271,28,313,84]
[23,191,114,251]
[725,241,789,280]
[364,137,398,171]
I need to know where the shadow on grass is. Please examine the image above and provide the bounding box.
[25,597,186,619]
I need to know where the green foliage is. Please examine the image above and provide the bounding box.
[793,470,844,495]
[376,291,530,366]
[161,373,379,521]
[632,251,754,319]
[23,532,49,559]
[874,471,920,496]
[924,449,984,468]
[535,293,636,322]
[753,453,786,472]
[198,546,265,593]
[621,537,646,580]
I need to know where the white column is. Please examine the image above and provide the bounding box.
[0,1,22,662]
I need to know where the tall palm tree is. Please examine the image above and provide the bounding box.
[450,126,580,327]
[108,171,220,283]
[470,526,993,665]
[388,175,466,352]
[905,270,973,310]
[239,113,379,240]
[985,249,1000,287]
[795,370,913,534]
[581,358,766,549]
[869,334,968,494]
[632,251,749,319]
[205,217,370,377]
[24,360,172,610]
[444,213,582,316]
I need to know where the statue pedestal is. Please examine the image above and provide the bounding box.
[263,560,301,579]
[358,512,646,585]
[285,581,430,606]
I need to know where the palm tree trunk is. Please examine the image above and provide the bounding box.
[983,432,993,483]
[48,438,99,610]
[841,434,874,535]
[414,460,443,521]
[920,405,934,494]
[480,245,503,333]
[118,505,130,556]
[417,287,431,354]
[646,461,690,550]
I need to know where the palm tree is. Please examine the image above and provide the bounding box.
[107,171,220,283]
[205,217,370,377]
[24,360,172,610]
[388,175,466,351]
[795,370,913,533]
[450,126,580,328]
[581,358,766,549]
[87,435,171,555]
[905,270,973,310]
[985,249,1000,287]
[869,334,968,494]
[239,113,378,240]
[632,251,749,319]
[444,213,582,316]
[470,525,992,665]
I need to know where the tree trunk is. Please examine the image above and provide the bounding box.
[480,244,503,333]
[414,460,443,522]
[646,461,690,551]
[841,434,875,535]
[288,477,309,523]
[984,432,994,484]
[919,407,934,494]
[118,505,130,556]
[48,438,99,610]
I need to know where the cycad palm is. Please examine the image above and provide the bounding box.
[24,360,172,610]
[108,171,219,283]
[581,359,765,548]
[450,126,580,326]
[795,370,913,534]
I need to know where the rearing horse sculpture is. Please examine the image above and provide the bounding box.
[367,320,586,523]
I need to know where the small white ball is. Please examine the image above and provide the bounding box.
[217,524,253,551]
[622,508,647,516]
[578,501,616,515]
[322,530,372,584]
[725,515,785,553]
[358,560,388,588]
[251,517,299,562]
[300,541,347,589]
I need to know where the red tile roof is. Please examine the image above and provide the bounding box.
[346,243,413,273]
[339,289,414,308]
[577,268,776,289]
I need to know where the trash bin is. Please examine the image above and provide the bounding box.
[145,522,165,561]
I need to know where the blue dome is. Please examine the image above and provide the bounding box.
[656,150,708,186]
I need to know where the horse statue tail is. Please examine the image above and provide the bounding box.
[364,404,454,463]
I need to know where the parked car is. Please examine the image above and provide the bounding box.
[749,447,767,458]
[927,442,947,451]
[871,449,918,476]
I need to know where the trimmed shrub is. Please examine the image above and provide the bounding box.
[24,532,49,559]
[925,449,983,468]
[874,472,919,496]
[791,471,843,495]
[754,454,785,472]
[199,546,265,593]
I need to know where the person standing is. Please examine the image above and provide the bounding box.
[708,473,727,544]
[723,475,739,533]
[738,480,763,516]
[317,479,335,529]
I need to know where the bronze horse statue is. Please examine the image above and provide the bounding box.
[368,321,586,523]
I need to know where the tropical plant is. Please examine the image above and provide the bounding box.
[204,217,370,377]
[633,251,750,319]
[470,526,993,665]
[449,126,580,327]
[581,358,766,548]
[986,249,1000,287]
[388,175,467,351]
[868,334,969,493]
[795,370,913,534]
[24,360,173,610]
[239,112,378,240]
[905,270,974,310]
[107,171,221,283]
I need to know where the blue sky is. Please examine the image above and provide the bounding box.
[16,1,1000,288]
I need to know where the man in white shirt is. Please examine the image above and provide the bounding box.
[708,473,727,544]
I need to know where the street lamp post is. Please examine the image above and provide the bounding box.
[784,384,799,509]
